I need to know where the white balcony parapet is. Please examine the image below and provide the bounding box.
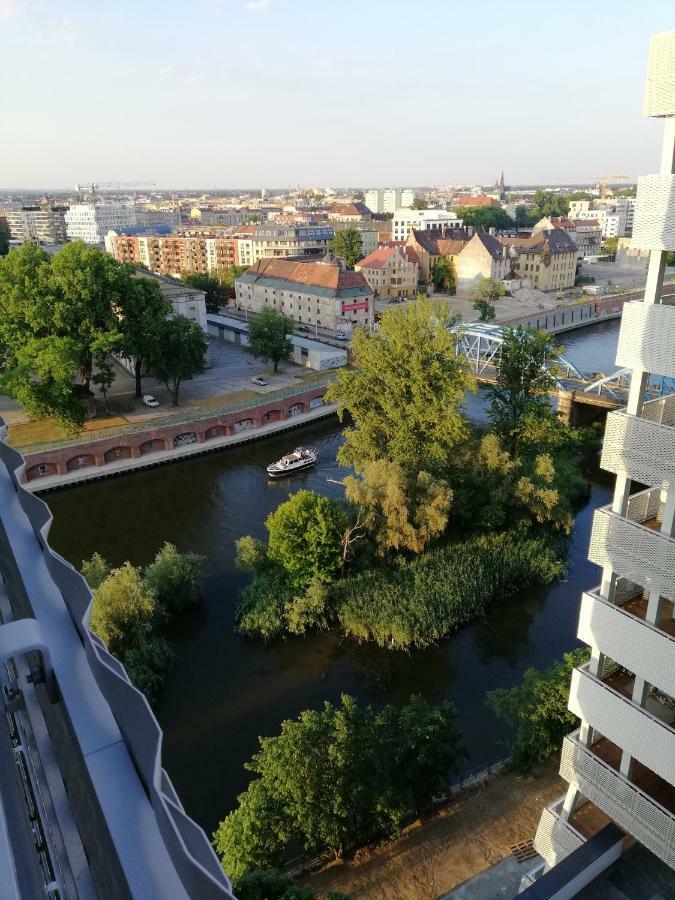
[588,495,675,601]
[601,398,675,488]
[578,589,675,697]
[569,665,675,786]
[560,731,675,869]
[533,796,585,868]
[615,302,675,379]
[644,30,675,118]
[641,394,675,427]
[632,176,675,252]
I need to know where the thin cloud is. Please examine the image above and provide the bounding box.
[0,0,22,20]
[156,64,173,77]
[244,0,271,12]
[184,74,205,86]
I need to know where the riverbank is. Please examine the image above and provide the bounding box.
[302,761,563,899]
[19,402,337,492]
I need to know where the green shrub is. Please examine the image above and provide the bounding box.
[486,647,590,770]
[334,532,562,648]
[143,542,204,620]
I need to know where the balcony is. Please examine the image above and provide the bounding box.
[579,587,675,697]
[588,487,675,600]
[615,302,675,379]
[569,663,675,786]
[533,796,585,868]
[560,731,675,868]
[601,395,675,487]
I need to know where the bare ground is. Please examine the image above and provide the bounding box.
[302,762,563,900]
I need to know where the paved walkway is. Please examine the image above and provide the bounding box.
[439,856,526,900]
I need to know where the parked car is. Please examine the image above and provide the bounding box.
[142,394,160,408]
[335,332,348,341]
[251,376,268,386]
[296,324,310,333]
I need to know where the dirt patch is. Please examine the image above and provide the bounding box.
[302,762,563,900]
[8,415,129,449]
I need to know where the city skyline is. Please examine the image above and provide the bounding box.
[1,0,673,189]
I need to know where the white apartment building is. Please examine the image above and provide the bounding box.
[527,29,675,894]
[65,203,137,245]
[391,208,463,242]
[570,198,636,239]
[3,205,69,245]
[364,188,415,214]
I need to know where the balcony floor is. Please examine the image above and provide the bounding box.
[621,594,675,639]
[602,669,675,727]
[569,801,611,839]
[591,737,675,816]
[643,516,663,531]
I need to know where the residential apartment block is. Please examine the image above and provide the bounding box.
[364,188,415,214]
[355,244,419,300]
[533,216,603,259]
[525,29,675,895]
[499,228,578,291]
[65,203,137,245]
[406,227,511,289]
[235,224,334,267]
[3,204,69,245]
[235,254,374,333]
[392,208,463,242]
[569,197,636,239]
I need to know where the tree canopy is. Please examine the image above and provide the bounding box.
[329,229,363,269]
[432,256,456,294]
[325,298,474,473]
[181,272,229,314]
[0,242,131,430]
[214,694,465,878]
[410,197,428,210]
[118,275,171,398]
[488,326,560,453]
[247,307,294,372]
[266,490,348,588]
[529,190,569,219]
[452,207,514,231]
[486,648,589,770]
[146,314,207,405]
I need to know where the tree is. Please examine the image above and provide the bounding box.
[214,694,464,878]
[344,460,453,555]
[92,352,115,414]
[247,307,294,373]
[529,190,569,219]
[118,275,171,398]
[181,272,228,314]
[410,197,428,210]
[432,256,456,294]
[143,542,204,620]
[602,236,619,258]
[471,277,503,321]
[146,314,207,405]
[514,205,535,227]
[0,242,129,431]
[486,648,590,770]
[213,264,248,299]
[325,297,474,473]
[488,326,559,454]
[89,563,156,657]
[566,191,592,201]
[0,218,9,256]
[452,207,514,231]
[328,229,363,269]
[266,490,347,588]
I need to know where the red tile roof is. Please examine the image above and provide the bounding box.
[244,256,371,293]
[355,244,419,269]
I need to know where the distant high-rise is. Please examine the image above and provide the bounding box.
[364,188,415,214]
[65,203,137,245]
[3,204,69,245]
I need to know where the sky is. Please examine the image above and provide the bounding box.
[1,0,673,190]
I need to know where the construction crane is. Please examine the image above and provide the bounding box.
[73,180,156,198]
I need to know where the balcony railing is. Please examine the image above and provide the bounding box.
[615,301,675,379]
[533,796,585,868]
[569,664,675,786]
[588,488,675,601]
[560,731,675,869]
[578,587,675,697]
[601,395,675,487]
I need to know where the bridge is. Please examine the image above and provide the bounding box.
[454,322,675,423]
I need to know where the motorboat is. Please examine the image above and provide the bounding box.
[267,447,317,478]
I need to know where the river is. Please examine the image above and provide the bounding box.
[45,319,621,835]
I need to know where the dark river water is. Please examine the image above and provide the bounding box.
[46,319,621,835]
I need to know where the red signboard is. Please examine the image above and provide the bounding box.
[342,301,370,313]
